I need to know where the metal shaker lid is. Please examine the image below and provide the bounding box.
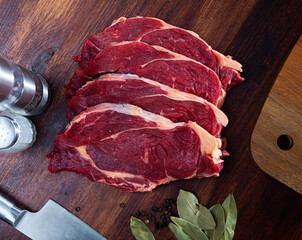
[0,116,19,149]
[0,56,51,116]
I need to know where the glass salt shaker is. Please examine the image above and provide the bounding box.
[0,112,36,153]
[0,56,50,116]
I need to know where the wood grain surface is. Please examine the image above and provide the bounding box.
[0,0,301,239]
[251,36,302,194]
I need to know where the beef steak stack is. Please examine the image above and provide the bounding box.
[47,16,244,192]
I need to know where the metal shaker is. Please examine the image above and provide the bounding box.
[0,112,36,153]
[0,56,50,116]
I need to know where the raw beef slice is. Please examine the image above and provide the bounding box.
[47,103,223,192]
[66,41,224,106]
[67,74,228,136]
[74,16,243,90]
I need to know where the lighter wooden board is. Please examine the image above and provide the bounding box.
[251,36,302,194]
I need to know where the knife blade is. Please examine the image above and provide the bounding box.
[0,192,107,240]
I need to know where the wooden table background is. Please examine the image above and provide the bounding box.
[0,0,301,239]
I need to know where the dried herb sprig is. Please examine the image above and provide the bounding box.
[130,190,237,240]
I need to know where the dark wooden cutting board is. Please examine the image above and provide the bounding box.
[0,1,301,240]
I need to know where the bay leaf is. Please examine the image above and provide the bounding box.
[221,194,237,240]
[177,190,216,230]
[171,217,209,240]
[217,232,226,240]
[205,204,225,240]
[130,216,155,240]
[196,204,217,230]
[169,223,194,240]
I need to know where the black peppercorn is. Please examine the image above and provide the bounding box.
[75,207,80,212]
[151,206,157,212]
[120,203,125,208]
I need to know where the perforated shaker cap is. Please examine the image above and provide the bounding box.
[0,116,18,149]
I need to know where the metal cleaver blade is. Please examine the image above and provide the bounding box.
[0,193,107,240]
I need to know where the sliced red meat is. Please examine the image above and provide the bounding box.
[67,42,224,106]
[47,103,223,192]
[67,74,228,136]
[73,17,165,68]
[74,16,244,90]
